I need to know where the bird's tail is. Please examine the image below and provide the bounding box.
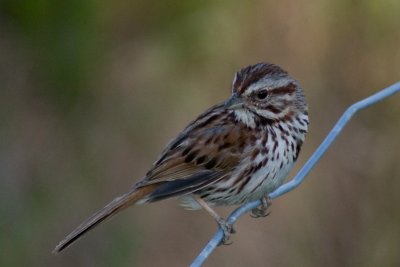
[53,185,155,253]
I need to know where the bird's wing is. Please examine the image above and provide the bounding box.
[135,105,246,201]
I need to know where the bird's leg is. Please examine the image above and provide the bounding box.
[195,197,235,245]
[251,194,272,218]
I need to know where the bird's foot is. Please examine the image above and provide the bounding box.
[217,218,236,246]
[251,194,272,218]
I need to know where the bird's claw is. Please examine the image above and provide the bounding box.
[250,208,271,218]
[217,218,236,246]
[251,194,272,218]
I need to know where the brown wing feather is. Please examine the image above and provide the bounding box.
[136,104,243,194]
[53,99,252,254]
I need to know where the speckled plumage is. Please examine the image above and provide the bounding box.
[54,62,309,252]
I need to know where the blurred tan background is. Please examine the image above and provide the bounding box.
[1,0,400,266]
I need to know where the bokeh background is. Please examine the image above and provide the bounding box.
[1,1,400,266]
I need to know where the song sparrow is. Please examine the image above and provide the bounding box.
[54,62,308,253]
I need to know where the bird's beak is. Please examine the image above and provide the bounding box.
[225,94,244,110]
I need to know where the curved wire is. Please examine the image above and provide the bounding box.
[191,81,400,267]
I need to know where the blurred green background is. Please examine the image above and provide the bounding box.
[1,0,400,266]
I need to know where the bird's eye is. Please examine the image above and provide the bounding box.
[256,90,268,100]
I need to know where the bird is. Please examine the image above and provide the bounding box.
[53,62,309,253]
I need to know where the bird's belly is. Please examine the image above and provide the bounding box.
[240,160,294,202]
[180,128,303,209]
[186,157,295,208]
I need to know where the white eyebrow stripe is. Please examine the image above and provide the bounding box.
[243,77,293,96]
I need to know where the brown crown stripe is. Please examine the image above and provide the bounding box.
[234,63,288,94]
